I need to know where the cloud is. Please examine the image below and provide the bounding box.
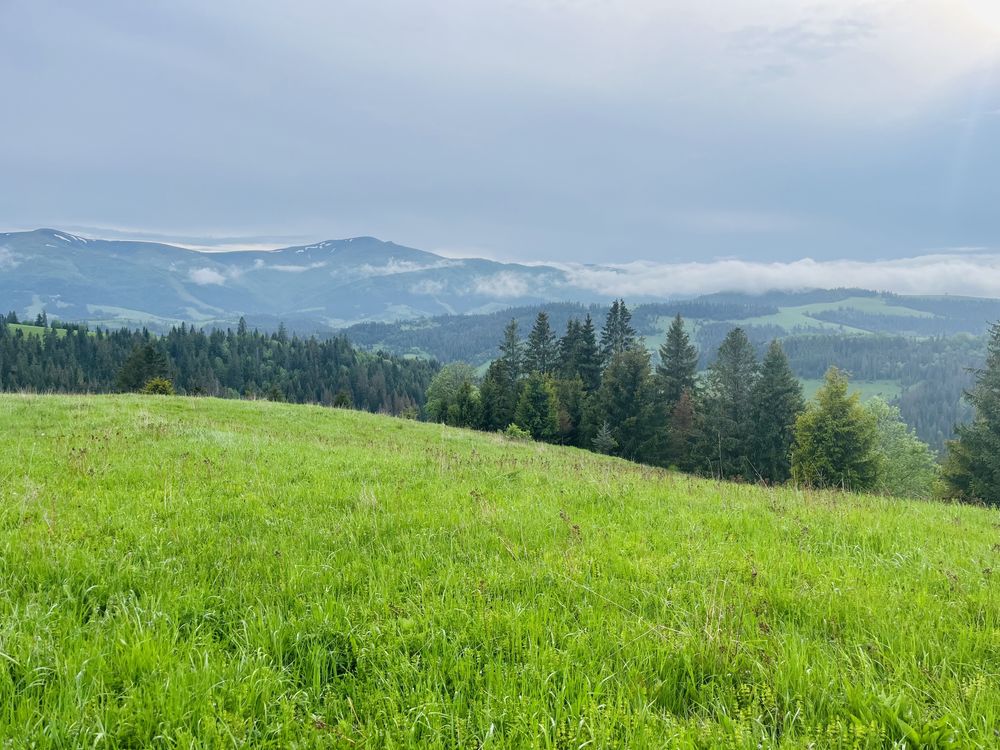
[471,271,537,298]
[410,279,447,295]
[188,267,227,285]
[268,261,327,273]
[0,247,19,270]
[556,253,1000,298]
[358,259,460,277]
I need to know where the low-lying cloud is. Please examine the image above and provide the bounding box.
[188,267,228,286]
[0,247,19,270]
[556,253,1000,298]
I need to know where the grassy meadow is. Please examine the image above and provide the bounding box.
[1,394,999,748]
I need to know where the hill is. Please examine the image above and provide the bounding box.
[7,229,1000,337]
[0,228,574,330]
[2,394,998,747]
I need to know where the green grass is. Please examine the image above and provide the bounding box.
[801,378,903,402]
[1,395,998,748]
[9,323,67,338]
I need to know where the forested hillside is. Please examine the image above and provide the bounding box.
[0,313,435,414]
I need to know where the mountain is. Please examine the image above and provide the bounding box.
[0,228,578,331]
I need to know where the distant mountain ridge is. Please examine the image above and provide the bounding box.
[4,228,1000,335]
[0,228,575,331]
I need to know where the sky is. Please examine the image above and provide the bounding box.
[2,0,1000,272]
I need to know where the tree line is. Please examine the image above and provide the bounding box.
[0,313,436,414]
[424,301,948,499]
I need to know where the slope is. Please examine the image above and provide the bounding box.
[1,394,998,747]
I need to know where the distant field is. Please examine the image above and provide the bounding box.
[8,323,67,338]
[800,377,903,402]
[1,395,998,747]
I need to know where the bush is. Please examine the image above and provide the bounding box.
[140,377,175,395]
[503,423,532,442]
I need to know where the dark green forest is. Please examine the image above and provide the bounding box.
[422,303,1000,504]
[0,313,435,414]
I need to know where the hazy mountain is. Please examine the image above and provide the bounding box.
[0,229,581,331]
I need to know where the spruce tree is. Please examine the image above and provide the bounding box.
[498,319,523,381]
[514,373,559,441]
[116,343,169,392]
[749,340,804,483]
[600,299,639,365]
[478,359,518,431]
[577,314,602,392]
[557,319,583,379]
[699,328,759,479]
[667,389,699,471]
[525,312,558,374]
[791,367,880,491]
[597,348,656,461]
[942,322,1000,506]
[656,314,698,411]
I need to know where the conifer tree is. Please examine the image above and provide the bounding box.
[656,314,698,411]
[498,319,523,381]
[600,299,639,365]
[667,388,699,471]
[597,348,656,461]
[699,328,759,479]
[791,367,880,491]
[116,342,169,392]
[525,312,558,374]
[514,372,559,441]
[478,359,519,431]
[576,314,602,392]
[749,340,804,483]
[942,322,1000,506]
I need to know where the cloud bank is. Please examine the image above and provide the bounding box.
[556,253,1000,298]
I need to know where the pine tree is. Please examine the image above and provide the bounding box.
[656,314,698,411]
[592,422,618,454]
[116,343,169,392]
[479,359,518,431]
[524,311,558,374]
[597,348,656,461]
[667,389,699,471]
[791,367,880,491]
[942,322,1000,506]
[600,299,639,365]
[577,314,602,392]
[514,373,559,441]
[699,328,759,479]
[498,319,523,381]
[557,319,583,379]
[749,340,804,483]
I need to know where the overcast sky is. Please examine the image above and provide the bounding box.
[2,0,999,265]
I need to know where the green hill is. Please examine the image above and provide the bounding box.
[2,395,998,748]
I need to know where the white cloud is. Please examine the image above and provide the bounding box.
[0,247,19,270]
[358,259,460,277]
[472,271,537,298]
[556,253,1000,298]
[188,267,227,286]
[410,279,447,295]
[268,261,328,273]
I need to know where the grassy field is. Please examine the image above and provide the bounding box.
[800,378,903,402]
[1,395,998,748]
[8,323,68,338]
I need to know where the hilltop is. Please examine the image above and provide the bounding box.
[2,394,998,747]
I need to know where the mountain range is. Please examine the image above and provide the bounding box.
[0,228,581,331]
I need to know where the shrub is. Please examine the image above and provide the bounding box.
[140,377,175,395]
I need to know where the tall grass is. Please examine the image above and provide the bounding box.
[1,394,998,748]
